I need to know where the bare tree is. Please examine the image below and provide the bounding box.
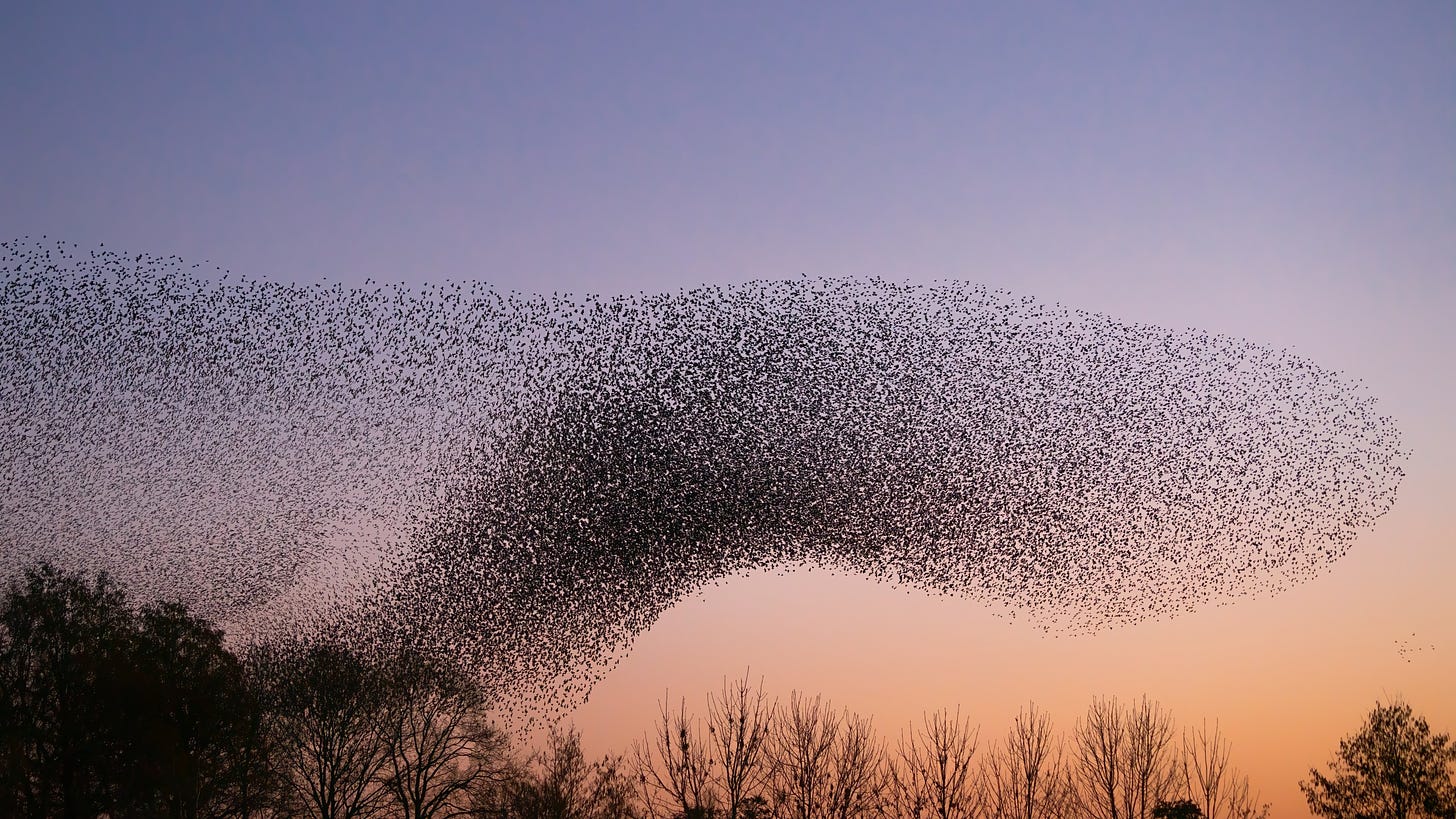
[257,640,393,819]
[887,709,981,819]
[769,692,843,819]
[595,751,643,819]
[1072,697,1125,819]
[467,744,529,819]
[768,693,885,819]
[1121,697,1178,819]
[516,726,642,819]
[378,652,511,819]
[1179,720,1259,819]
[635,696,717,819]
[825,711,885,819]
[515,726,598,819]
[1071,697,1181,819]
[1224,774,1268,819]
[980,703,1067,819]
[706,673,776,819]
[233,661,287,819]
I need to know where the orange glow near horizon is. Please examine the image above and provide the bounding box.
[564,485,1453,818]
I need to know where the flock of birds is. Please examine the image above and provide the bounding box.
[0,238,1406,719]
[1395,634,1436,663]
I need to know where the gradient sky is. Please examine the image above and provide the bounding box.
[3,3,1453,814]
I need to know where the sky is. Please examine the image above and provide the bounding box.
[3,2,1453,813]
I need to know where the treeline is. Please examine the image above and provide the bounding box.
[6,563,1449,819]
[629,683,1267,819]
[0,562,1264,819]
[1,563,516,818]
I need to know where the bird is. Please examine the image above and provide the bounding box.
[0,236,1407,726]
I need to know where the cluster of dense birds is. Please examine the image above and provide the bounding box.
[0,238,1405,719]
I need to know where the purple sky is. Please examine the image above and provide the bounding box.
[5,3,1450,297]
[4,3,1453,812]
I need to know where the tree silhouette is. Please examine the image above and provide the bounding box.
[515,726,594,819]
[512,725,639,819]
[0,562,268,818]
[981,703,1069,819]
[767,692,884,819]
[886,708,981,819]
[705,673,775,819]
[634,696,717,819]
[823,710,883,819]
[1178,720,1267,819]
[118,601,269,818]
[1121,697,1179,819]
[1071,696,1179,819]
[0,563,133,817]
[253,639,394,818]
[1071,696,1126,819]
[1300,700,1456,819]
[377,650,510,819]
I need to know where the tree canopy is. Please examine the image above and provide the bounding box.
[1301,700,1456,819]
[0,562,266,818]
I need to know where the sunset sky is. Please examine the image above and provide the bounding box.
[3,3,1452,813]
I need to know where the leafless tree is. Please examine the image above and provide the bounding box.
[768,693,885,819]
[1175,721,1266,819]
[595,751,644,819]
[467,745,530,819]
[518,725,592,819]
[826,711,885,819]
[378,652,512,819]
[634,696,717,819]
[1072,697,1180,819]
[1120,697,1178,819]
[1224,773,1268,819]
[980,703,1067,819]
[769,692,842,819]
[886,709,981,819]
[258,640,393,819]
[706,673,776,819]
[513,725,637,819]
[1071,697,1125,819]
[1178,720,1232,819]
